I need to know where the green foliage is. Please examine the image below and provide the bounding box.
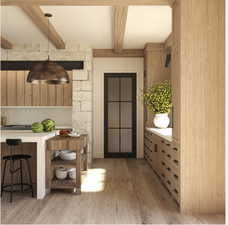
[143,81,172,114]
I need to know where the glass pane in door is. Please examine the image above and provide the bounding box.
[104,73,136,157]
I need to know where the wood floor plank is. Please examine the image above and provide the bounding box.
[1,159,225,224]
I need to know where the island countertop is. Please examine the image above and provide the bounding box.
[0,130,57,142]
[145,127,172,142]
[0,130,58,199]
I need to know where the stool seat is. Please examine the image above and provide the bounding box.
[2,154,32,161]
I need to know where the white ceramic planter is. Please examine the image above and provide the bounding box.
[153,113,170,129]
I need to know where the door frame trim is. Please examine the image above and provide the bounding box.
[104,73,137,158]
[93,58,144,159]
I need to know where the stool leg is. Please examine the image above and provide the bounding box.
[20,160,23,192]
[1,160,8,197]
[25,159,34,197]
[10,160,14,203]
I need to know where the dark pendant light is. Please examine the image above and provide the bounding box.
[27,13,69,85]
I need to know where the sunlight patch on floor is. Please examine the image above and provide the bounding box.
[81,168,106,192]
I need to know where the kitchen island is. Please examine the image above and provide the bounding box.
[0,130,57,199]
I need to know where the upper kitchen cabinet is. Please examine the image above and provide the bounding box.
[0,70,72,107]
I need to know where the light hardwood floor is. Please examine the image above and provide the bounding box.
[1,159,225,224]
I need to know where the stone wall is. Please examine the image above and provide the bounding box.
[1,44,93,165]
[72,70,93,166]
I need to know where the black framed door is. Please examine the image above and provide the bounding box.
[104,73,136,158]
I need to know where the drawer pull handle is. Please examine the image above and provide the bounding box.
[173,174,179,180]
[166,167,171,171]
[173,189,179,194]
[162,150,165,154]
[166,154,171,159]
[167,180,171,185]
[173,159,179,165]
[173,147,178,151]
[166,143,171,147]
[161,173,165,178]
[161,161,165,166]
[161,140,165,143]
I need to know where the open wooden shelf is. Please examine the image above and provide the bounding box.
[47,135,88,194]
[51,157,76,168]
[51,178,77,189]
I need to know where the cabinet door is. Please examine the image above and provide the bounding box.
[48,85,56,106]
[24,71,33,106]
[56,84,64,106]
[63,71,72,106]
[1,71,7,106]
[32,83,40,106]
[7,71,17,106]
[16,71,25,106]
[40,83,48,106]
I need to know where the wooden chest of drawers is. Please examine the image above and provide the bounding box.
[144,129,180,204]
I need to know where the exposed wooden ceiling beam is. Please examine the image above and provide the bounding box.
[20,5,65,49]
[165,33,172,49]
[1,36,13,49]
[1,0,174,6]
[93,49,144,57]
[144,43,165,51]
[114,6,128,52]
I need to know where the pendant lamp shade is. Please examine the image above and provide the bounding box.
[27,60,70,84]
[27,13,69,85]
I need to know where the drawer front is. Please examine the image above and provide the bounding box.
[170,140,180,161]
[160,157,180,204]
[165,177,180,203]
[144,145,153,166]
[144,138,152,150]
[144,132,180,204]
[145,130,154,142]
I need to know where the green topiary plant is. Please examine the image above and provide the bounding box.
[143,81,172,114]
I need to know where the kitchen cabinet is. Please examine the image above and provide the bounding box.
[171,0,225,214]
[7,71,17,106]
[144,129,180,204]
[24,71,33,106]
[40,83,48,106]
[0,70,73,107]
[1,71,7,106]
[47,85,56,106]
[16,71,25,106]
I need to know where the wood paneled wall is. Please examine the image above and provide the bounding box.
[1,71,72,106]
[144,44,171,126]
[173,0,225,213]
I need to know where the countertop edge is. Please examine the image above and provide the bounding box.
[145,127,172,142]
[0,131,57,142]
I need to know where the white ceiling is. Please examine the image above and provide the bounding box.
[124,6,172,48]
[1,6,48,45]
[1,5,172,49]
